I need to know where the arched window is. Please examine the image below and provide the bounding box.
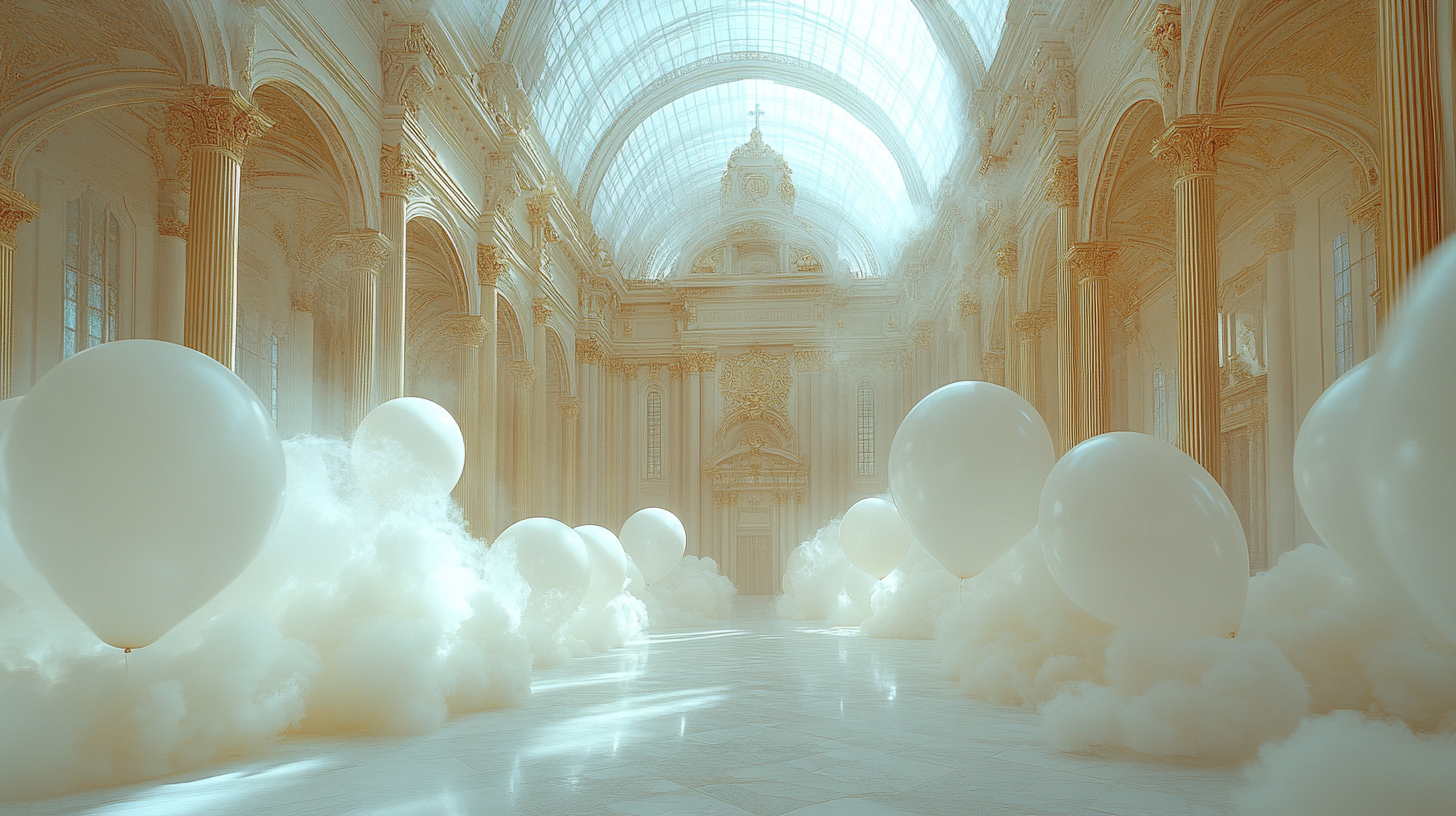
[62,200,120,358]
[1333,231,1354,375]
[646,388,663,479]
[857,381,875,476]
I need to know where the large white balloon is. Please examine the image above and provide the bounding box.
[575,524,628,610]
[1293,357,1392,581]
[1361,237,1456,642]
[3,340,286,649]
[352,397,464,500]
[889,381,1055,578]
[496,518,590,603]
[1040,432,1249,639]
[623,557,646,597]
[620,508,686,584]
[840,497,913,580]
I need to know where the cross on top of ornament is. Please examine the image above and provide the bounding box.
[748,103,765,132]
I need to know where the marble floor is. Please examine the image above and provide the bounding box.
[2,597,1247,816]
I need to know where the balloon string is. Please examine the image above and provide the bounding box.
[123,648,129,678]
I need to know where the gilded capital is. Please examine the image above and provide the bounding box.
[958,292,983,317]
[1066,241,1121,283]
[441,314,488,347]
[532,297,553,324]
[164,86,273,163]
[380,144,419,197]
[1151,116,1239,178]
[328,229,391,274]
[1042,156,1079,208]
[913,323,935,350]
[476,243,505,286]
[1012,309,1057,336]
[994,242,1018,278]
[558,397,582,418]
[981,351,1006,384]
[1255,214,1294,255]
[576,336,606,365]
[0,185,41,248]
[508,359,537,386]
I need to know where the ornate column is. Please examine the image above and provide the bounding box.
[1153,116,1239,481]
[958,294,983,381]
[155,180,189,344]
[0,186,39,399]
[995,243,1019,393]
[329,230,391,430]
[981,351,1005,387]
[165,86,273,368]
[1068,242,1121,442]
[1258,213,1297,564]
[1013,310,1056,415]
[475,246,503,537]
[379,145,417,402]
[531,297,552,516]
[509,360,537,521]
[698,352,717,558]
[559,396,581,526]
[576,337,606,522]
[442,313,488,534]
[1044,156,1080,453]
[1376,0,1447,321]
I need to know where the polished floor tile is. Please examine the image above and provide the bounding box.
[0,598,1247,815]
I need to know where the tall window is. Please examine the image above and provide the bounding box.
[1333,232,1354,375]
[645,388,663,479]
[63,199,120,358]
[236,317,280,421]
[1152,368,1168,442]
[857,381,875,476]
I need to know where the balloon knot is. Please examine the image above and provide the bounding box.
[124,648,131,654]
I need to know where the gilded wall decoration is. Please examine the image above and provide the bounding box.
[719,348,793,441]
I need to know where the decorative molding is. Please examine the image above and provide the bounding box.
[576,336,606,365]
[1042,155,1079,208]
[558,397,582,418]
[1143,4,1182,120]
[440,314,488,347]
[508,359,536,386]
[719,348,794,441]
[958,292,983,317]
[793,348,832,372]
[532,297,553,324]
[1012,309,1057,336]
[1066,242,1121,283]
[327,229,391,273]
[476,243,506,286]
[994,242,1018,278]
[382,24,441,115]
[157,217,189,240]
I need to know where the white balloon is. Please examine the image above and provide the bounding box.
[1293,358,1392,581]
[0,395,74,623]
[3,340,286,649]
[496,518,590,604]
[575,524,628,610]
[352,397,464,501]
[1040,432,1249,639]
[1362,236,1456,642]
[620,508,686,584]
[624,557,646,597]
[840,498,912,580]
[889,381,1055,578]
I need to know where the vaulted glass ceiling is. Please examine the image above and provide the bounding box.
[518,0,1010,277]
[595,79,912,279]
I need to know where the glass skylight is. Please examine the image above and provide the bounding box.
[593,79,914,278]
[946,0,1009,67]
[533,0,961,200]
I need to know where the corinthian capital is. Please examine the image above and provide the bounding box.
[440,314,488,347]
[1042,156,1078,208]
[382,24,441,115]
[477,243,506,286]
[164,85,274,163]
[380,144,419,197]
[1151,116,1240,178]
[0,185,40,248]
[328,229,391,274]
[1066,242,1121,283]
[994,242,1018,278]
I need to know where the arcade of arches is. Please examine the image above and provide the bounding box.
[1,0,1453,598]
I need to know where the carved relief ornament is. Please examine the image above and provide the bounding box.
[477,243,506,286]
[1151,116,1240,178]
[532,297,553,324]
[380,144,419,197]
[994,242,1018,278]
[441,314,488,347]
[1043,156,1079,208]
[1255,214,1294,255]
[1066,242,1121,283]
[1143,4,1183,118]
[328,229,391,273]
[0,185,41,248]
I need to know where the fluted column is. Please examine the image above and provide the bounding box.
[155,180,189,344]
[1258,214,1297,564]
[509,360,537,521]
[531,297,552,517]
[329,230,391,431]
[442,313,488,533]
[995,243,1018,393]
[1153,116,1238,481]
[166,86,273,368]
[1375,0,1447,321]
[379,145,417,402]
[1067,243,1121,442]
[0,186,40,399]
[1013,310,1056,415]
[475,246,503,537]
[959,294,983,381]
[981,351,1005,387]
[1044,156,1080,453]
[559,397,581,526]
[698,353,717,560]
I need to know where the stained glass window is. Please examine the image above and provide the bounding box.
[646,388,663,479]
[857,381,875,476]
